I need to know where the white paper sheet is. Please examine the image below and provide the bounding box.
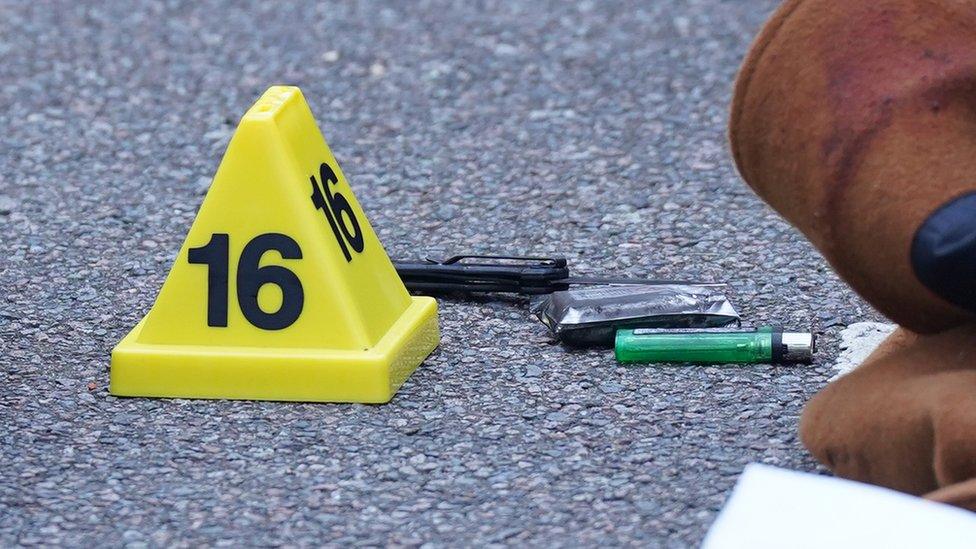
[702,464,976,549]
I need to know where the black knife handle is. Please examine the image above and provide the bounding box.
[393,254,570,294]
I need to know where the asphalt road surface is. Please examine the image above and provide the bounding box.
[0,1,882,546]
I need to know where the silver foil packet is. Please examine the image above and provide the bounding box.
[531,284,740,346]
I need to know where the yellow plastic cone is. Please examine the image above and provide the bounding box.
[110,86,439,403]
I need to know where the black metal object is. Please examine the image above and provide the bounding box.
[392,254,720,295]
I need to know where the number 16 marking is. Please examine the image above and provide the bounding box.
[310,162,364,262]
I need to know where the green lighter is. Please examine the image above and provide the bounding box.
[614,327,815,365]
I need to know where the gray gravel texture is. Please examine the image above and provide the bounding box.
[0,0,886,546]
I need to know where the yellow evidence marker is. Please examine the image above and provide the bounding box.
[110,86,439,403]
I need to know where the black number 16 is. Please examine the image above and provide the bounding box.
[188,233,304,330]
[310,162,364,262]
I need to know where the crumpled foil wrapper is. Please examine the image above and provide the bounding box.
[531,284,740,347]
